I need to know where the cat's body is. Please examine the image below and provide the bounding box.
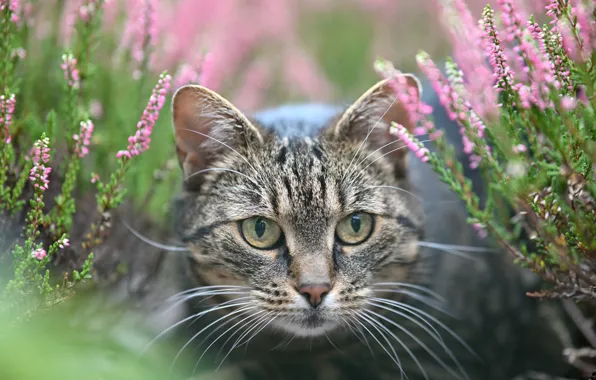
[166,78,578,380]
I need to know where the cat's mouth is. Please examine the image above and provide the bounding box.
[274,310,340,337]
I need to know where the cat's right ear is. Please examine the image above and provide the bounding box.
[172,85,264,185]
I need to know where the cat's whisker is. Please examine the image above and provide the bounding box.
[368,300,466,377]
[169,285,251,300]
[215,312,270,359]
[181,128,262,178]
[192,310,266,376]
[344,138,402,184]
[371,288,455,317]
[141,299,252,355]
[169,305,258,371]
[360,140,431,174]
[216,313,276,370]
[371,282,446,302]
[354,310,409,380]
[324,331,345,356]
[339,315,373,355]
[370,297,479,360]
[185,167,261,189]
[367,300,445,347]
[363,309,469,380]
[123,219,190,252]
[417,241,498,261]
[418,241,498,253]
[361,185,424,205]
[164,292,251,318]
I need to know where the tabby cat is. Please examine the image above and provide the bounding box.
[159,75,577,380]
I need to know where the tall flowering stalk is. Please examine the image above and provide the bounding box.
[86,71,170,248]
[385,1,596,311]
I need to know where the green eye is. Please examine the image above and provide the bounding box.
[336,213,374,245]
[240,216,282,249]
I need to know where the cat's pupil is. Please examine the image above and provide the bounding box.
[255,218,267,238]
[351,214,361,233]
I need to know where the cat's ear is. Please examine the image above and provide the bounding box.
[172,85,264,183]
[325,74,422,161]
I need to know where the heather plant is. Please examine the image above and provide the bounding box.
[376,0,596,370]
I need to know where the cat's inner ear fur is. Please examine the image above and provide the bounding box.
[325,74,422,170]
[171,85,264,187]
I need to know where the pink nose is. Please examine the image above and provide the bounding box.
[298,284,330,308]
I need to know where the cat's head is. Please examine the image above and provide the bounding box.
[171,76,424,337]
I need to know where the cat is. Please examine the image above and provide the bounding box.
[163,74,579,380]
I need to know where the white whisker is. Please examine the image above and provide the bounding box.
[370,297,479,360]
[372,282,446,302]
[185,167,261,189]
[341,93,399,184]
[141,299,251,355]
[351,312,406,379]
[363,309,468,380]
[123,219,190,252]
[170,305,258,370]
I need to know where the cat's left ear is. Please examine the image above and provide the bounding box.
[171,84,264,186]
[324,74,422,161]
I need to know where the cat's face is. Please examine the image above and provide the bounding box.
[172,76,424,337]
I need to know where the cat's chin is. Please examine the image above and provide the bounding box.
[273,315,340,337]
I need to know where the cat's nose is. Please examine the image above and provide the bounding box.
[298,283,330,308]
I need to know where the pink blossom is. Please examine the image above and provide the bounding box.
[560,95,577,110]
[0,0,20,23]
[91,172,99,184]
[61,53,80,89]
[512,144,528,153]
[57,236,70,250]
[0,93,16,143]
[174,64,200,90]
[480,6,515,92]
[233,59,271,112]
[121,0,158,67]
[389,123,430,163]
[116,72,171,159]
[29,137,51,191]
[32,248,47,260]
[74,120,94,158]
[198,52,214,88]
[375,58,435,137]
[545,0,562,24]
[472,223,488,239]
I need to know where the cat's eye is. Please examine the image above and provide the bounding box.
[240,216,283,250]
[335,213,374,245]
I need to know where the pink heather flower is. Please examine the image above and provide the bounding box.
[480,6,515,92]
[122,0,158,66]
[32,248,47,260]
[512,144,528,153]
[233,59,271,112]
[389,123,430,163]
[472,223,488,239]
[61,53,80,89]
[545,0,563,24]
[174,64,200,90]
[116,72,171,159]
[0,0,20,23]
[73,120,94,158]
[560,95,577,110]
[375,58,436,138]
[199,52,214,88]
[89,99,104,119]
[29,137,52,191]
[57,236,70,250]
[0,93,16,143]
[418,53,488,169]
[91,172,99,183]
